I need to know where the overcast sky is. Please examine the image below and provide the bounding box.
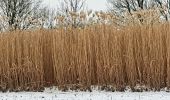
[44,0,107,11]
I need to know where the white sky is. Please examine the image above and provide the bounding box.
[44,0,107,11]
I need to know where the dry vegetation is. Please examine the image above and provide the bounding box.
[0,8,169,92]
[0,21,169,92]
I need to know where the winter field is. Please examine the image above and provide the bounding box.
[1,25,170,100]
[2,0,170,100]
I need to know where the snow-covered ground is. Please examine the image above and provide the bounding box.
[0,88,170,100]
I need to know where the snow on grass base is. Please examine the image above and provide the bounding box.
[0,88,170,100]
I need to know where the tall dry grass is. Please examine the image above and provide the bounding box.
[0,23,169,91]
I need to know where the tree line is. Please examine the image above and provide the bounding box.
[0,0,170,31]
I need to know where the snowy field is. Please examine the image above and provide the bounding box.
[0,88,170,100]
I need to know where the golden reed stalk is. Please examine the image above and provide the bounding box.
[0,23,169,91]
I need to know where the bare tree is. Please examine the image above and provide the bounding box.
[107,0,170,21]
[57,0,87,28]
[32,7,57,29]
[0,0,43,31]
[107,0,155,15]
[154,0,170,21]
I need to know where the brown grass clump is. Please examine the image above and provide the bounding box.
[0,31,44,91]
[0,22,169,91]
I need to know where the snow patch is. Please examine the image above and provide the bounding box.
[0,89,170,100]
